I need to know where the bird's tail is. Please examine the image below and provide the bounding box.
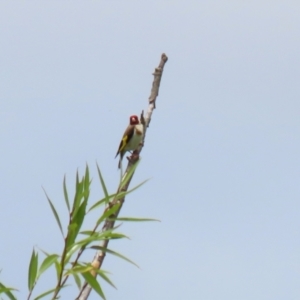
[118,152,124,169]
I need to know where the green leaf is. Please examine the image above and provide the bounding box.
[98,232,128,240]
[36,247,50,257]
[119,160,140,189]
[33,288,56,300]
[115,179,149,201]
[28,249,38,291]
[79,230,95,236]
[84,164,90,196]
[33,285,69,300]
[74,234,107,248]
[69,197,88,243]
[72,172,84,216]
[96,203,121,227]
[89,178,148,215]
[88,194,115,213]
[96,163,109,204]
[79,228,122,236]
[90,246,139,268]
[37,254,59,278]
[0,287,13,294]
[96,270,117,290]
[64,243,82,264]
[74,231,127,249]
[43,188,64,237]
[0,283,17,300]
[65,265,93,275]
[111,217,160,222]
[73,273,82,290]
[66,223,78,249]
[76,169,79,186]
[54,261,61,281]
[81,272,106,300]
[72,201,86,230]
[63,175,70,212]
[74,228,126,249]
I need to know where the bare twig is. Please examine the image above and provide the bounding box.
[76,53,168,300]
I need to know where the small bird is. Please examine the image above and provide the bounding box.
[115,115,144,168]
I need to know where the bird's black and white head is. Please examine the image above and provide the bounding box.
[129,115,139,125]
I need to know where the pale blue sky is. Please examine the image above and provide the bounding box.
[1,1,300,299]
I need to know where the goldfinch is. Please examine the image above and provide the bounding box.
[115,115,144,168]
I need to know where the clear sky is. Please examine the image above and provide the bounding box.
[1,1,299,299]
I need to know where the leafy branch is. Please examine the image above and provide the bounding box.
[0,53,168,300]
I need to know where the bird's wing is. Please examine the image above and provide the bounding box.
[115,125,135,157]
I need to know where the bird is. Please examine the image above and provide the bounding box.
[115,115,144,169]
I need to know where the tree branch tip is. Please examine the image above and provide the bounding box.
[161,53,168,62]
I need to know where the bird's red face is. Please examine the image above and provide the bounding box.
[129,115,139,125]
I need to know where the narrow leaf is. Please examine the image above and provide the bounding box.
[37,254,59,278]
[33,288,56,300]
[96,163,109,203]
[90,246,139,268]
[28,250,38,291]
[64,243,82,264]
[88,194,115,213]
[72,172,84,216]
[84,165,91,201]
[112,217,160,222]
[73,273,82,290]
[96,203,120,227]
[81,272,106,300]
[65,265,93,275]
[84,164,90,192]
[66,223,78,249]
[0,283,17,300]
[54,261,61,281]
[115,179,149,201]
[76,170,80,188]
[74,234,107,248]
[102,233,128,239]
[33,285,68,300]
[75,232,124,248]
[63,175,70,212]
[74,227,127,248]
[43,188,64,237]
[79,230,95,236]
[70,198,88,241]
[96,270,117,289]
[119,160,140,189]
[89,175,148,214]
